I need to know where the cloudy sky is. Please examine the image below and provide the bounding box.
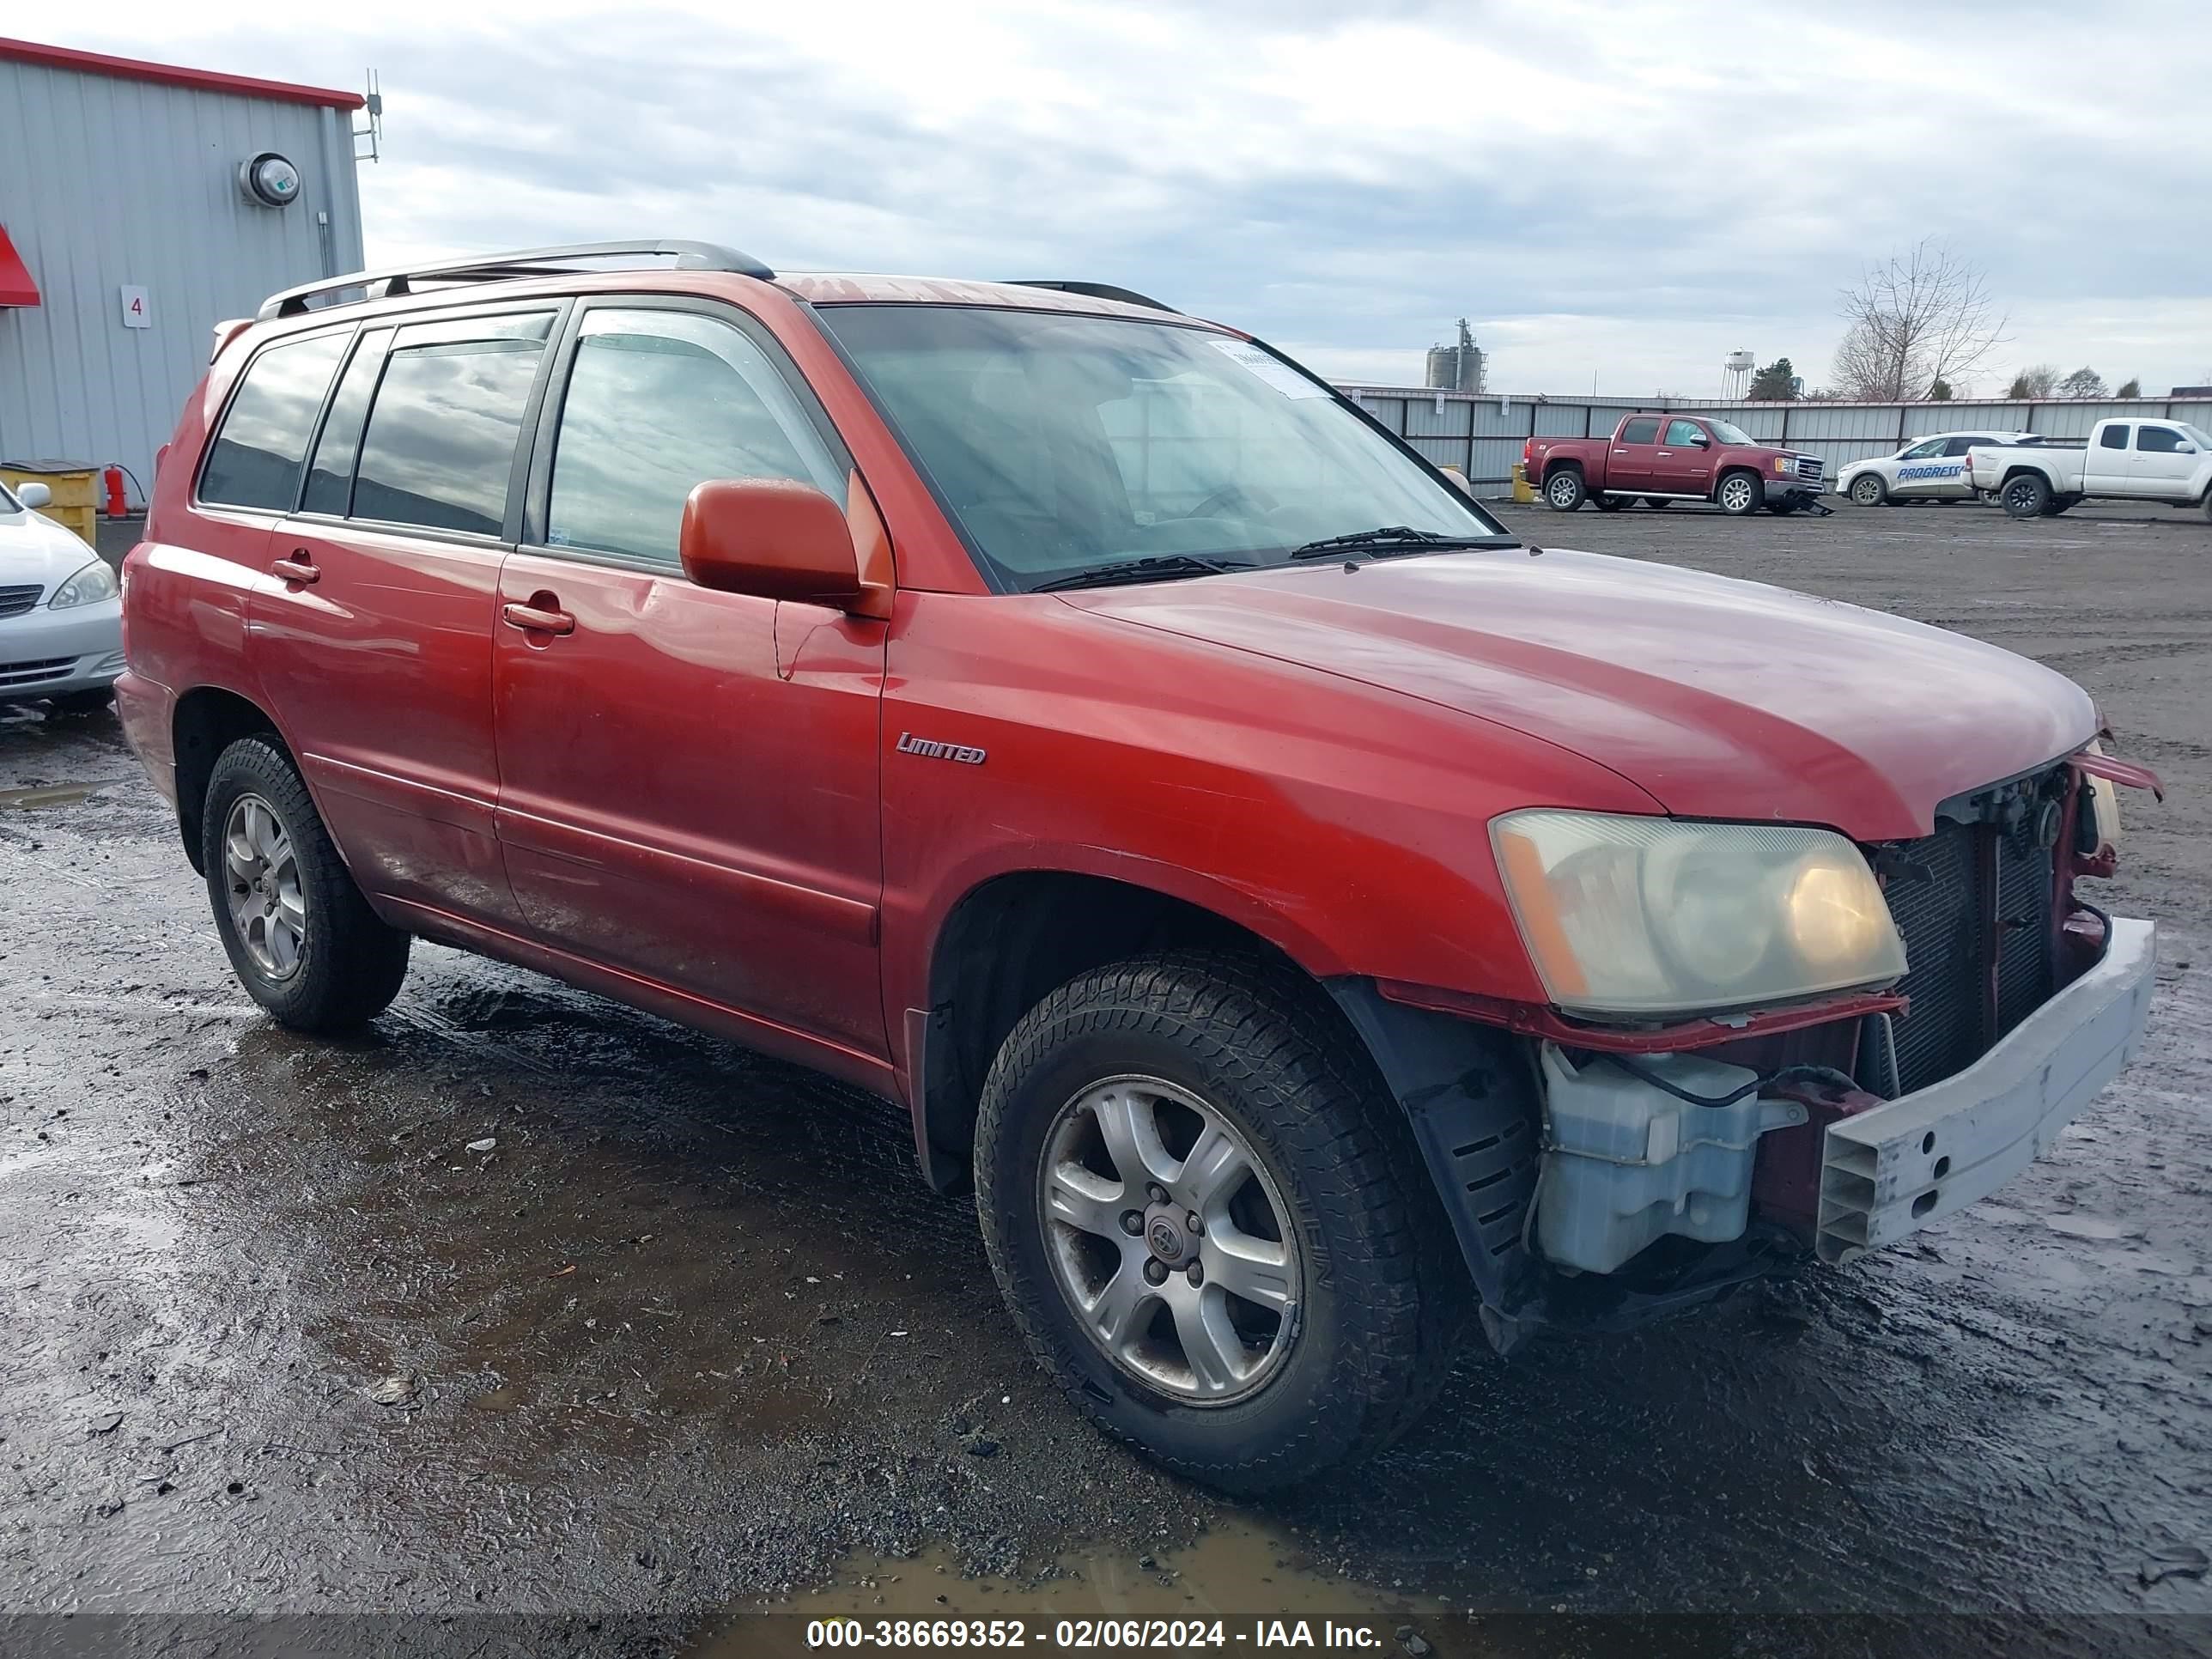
[44,0,2212,396]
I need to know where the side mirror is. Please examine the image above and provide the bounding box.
[14,482,52,509]
[679,477,864,607]
[1689,434,1711,448]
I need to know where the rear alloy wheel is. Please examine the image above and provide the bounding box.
[975,951,1462,1492]
[203,738,410,1033]
[2000,473,2051,519]
[1849,474,1888,507]
[1717,471,1763,516]
[1543,469,1586,511]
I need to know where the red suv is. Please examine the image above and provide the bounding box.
[119,242,2159,1491]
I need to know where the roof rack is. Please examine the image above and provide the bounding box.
[1009,280,1178,314]
[256,240,775,321]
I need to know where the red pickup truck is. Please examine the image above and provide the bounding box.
[118,242,2156,1493]
[1527,412,1828,514]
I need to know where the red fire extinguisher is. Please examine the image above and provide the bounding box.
[102,465,130,518]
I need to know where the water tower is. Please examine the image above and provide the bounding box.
[1723,350,1755,398]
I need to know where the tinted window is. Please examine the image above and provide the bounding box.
[2137,425,2187,453]
[1662,419,1705,447]
[546,310,846,565]
[300,328,392,517]
[2099,425,2130,450]
[198,331,349,510]
[1942,436,1989,456]
[351,316,550,535]
[1619,417,1662,444]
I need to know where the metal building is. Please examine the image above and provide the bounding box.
[0,37,368,497]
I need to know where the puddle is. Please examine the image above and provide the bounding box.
[0,777,120,809]
[694,1519,1462,1658]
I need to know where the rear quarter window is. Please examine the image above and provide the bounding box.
[198,331,351,511]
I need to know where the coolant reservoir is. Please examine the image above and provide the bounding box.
[1536,1043,1808,1275]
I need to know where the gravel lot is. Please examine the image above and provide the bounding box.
[0,501,2205,1656]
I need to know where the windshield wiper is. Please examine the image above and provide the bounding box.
[1288,526,1514,560]
[1033,554,1258,592]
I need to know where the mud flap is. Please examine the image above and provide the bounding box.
[1328,981,1540,1352]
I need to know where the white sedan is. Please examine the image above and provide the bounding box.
[0,480,124,713]
[1838,431,2043,507]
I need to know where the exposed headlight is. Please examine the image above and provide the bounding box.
[1491,811,1905,1018]
[48,559,120,610]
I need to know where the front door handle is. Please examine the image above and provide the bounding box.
[270,550,319,585]
[501,600,575,635]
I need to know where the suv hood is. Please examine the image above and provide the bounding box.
[1060,548,2094,841]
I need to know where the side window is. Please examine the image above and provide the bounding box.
[545,308,846,566]
[300,327,392,517]
[350,313,552,537]
[1942,437,1983,457]
[2098,425,2130,450]
[1619,417,1661,445]
[198,331,350,511]
[2136,425,2185,453]
[1662,419,1705,447]
[1901,438,1945,459]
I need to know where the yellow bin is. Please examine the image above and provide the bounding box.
[1,460,100,548]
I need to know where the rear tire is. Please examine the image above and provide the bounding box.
[1642,497,1672,509]
[1543,469,1585,511]
[1717,470,1763,516]
[974,951,1464,1494]
[201,738,410,1034]
[1849,474,1888,507]
[2000,472,2051,519]
[1593,492,1626,512]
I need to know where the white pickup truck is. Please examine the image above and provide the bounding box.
[1970,416,2212,518]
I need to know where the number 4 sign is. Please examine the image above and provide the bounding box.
[119,285,150,329]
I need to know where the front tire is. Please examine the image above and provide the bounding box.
[2000,472,2051,519]
[974,952,1462,1493]
[1849,474,1888,507]
[1717,470,1764,516]
[1542,468,1586,511]
[201,738,410,1034]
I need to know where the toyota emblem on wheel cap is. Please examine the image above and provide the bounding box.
[1148,1218,1185,1261]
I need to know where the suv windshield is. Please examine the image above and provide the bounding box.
[820,305,1510,589]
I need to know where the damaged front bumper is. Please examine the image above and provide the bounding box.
[1814,915,2156,1263]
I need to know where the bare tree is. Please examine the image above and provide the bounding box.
[2058,367,2107,398]
[1832,239,2007,400]
[2006,364,2060,399]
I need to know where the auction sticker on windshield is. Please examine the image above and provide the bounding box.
[1209,337,1330,398]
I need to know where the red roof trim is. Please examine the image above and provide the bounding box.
[0,225,39,308]
[0,35,364,110]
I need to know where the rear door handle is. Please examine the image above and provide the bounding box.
[270,550,319,585]
[501,600,574,635]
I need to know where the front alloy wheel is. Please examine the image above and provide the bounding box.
[1041,1075,1299,1402]
[1850,474,1887,507]
[974,951,1464,1492]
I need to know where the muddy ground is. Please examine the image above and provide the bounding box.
[1,502,2206,1656]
